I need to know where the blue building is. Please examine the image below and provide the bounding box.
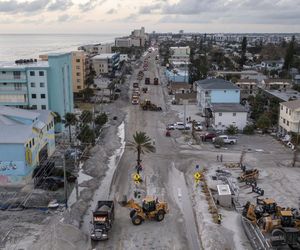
[0,53,73,132]
[47,53,74,131]
[0,106,55,185]
[195,78,240,113]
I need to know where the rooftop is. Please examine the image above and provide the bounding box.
[0,125,33,144]
[217,184,231,196]
[211,103,247,112]
[170,82,191,90]
[196,78,240,90]
[262,88,300,102]
[264,79,292,84]
[236,79,258,84]
[0,60,49,69]
[92,53,118,60]
[281,100,300,110]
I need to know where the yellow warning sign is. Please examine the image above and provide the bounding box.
[194,172,201,180]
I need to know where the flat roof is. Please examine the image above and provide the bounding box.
[212,103,247,112]
[92,53,118,60]
[196,78,239,90]
[0,125,33,143]
[217,184,231,195]
[0,60,49,69]
[262,88,300,102]
[0,106,39,120]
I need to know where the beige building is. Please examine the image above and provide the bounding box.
[71,51,87,93]
[279,100,300,135]
[262,79,292,90]
[235,79,258,100]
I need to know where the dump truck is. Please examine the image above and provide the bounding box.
[90,200,114,241]
[154,77,159,85]
[140,100,162,111]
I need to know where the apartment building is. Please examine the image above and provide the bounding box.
[169,46,190,62]
[92,53,120,76]
[262,79,292,90]
[0,106,55,185]
[0,53,73,131]
[235,79,258,100]
[115,37,132,48]
[71,51,87,93]
[195,78,240,113]
[279,100,300,136]
[0,60,49,110]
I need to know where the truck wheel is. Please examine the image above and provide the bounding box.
[132,215,143,225]
[156,210,165,222]
[230,141,234,145]
[130,210,136,218]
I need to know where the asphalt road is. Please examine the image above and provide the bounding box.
[90,49,202,250]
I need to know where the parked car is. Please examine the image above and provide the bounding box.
[167,124,175,130]
[212,135,237,145]
[203,132,217,141]
[175,122,185,130]
[185,124,191,130]
[194,124,203,131]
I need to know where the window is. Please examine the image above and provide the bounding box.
[41,105,46,110]
[77,79,81,83]
[39,71,44,76]
[289,110,291,115]
[40,82,45,87]
[287,121,289,126]
[76,72,80,76]
[76,59,80,63]
[218,122,222,125]
[281,105,283,110]
[31,105,37,109]
[31,82,35,87]
[219,113,222,116]
[29,141,32,148]
[286,108,288,114]
[32,138,35,146]
[224,90,227,93]
[283,119,286,124]
[77,86,82,89]
[3,83,7,85]
[14,83,22,90]
[2,71,6,74]
[13,71,21,79]
[235,90,238,93]
[30,71,35,76]
[233,112,236,116]
[76,66,80,70]
[41,94,46,99]
[32,94,36,99]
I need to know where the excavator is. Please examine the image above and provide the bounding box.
[119,195,169,225]
[140,100,162,111]
[239,168,259,182]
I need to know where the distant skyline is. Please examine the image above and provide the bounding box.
[0,0,299,34]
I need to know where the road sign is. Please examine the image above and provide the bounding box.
[133,173,142,184]
[194,172,201,180]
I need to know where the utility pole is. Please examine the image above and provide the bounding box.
[63,156,68,208]
[183,100,188,126]
[292,121,300,167]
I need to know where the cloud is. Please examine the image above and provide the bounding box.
[0,0,49,13]
[106,8,116,14]
[57,14,79,22]
[79,0,107,12]
[139,3,161,14]
[47,0,73,11]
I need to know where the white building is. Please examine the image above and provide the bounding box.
[91,53,120,75]
[115,37,132,48]
[279,100,300,136]
[211,103,247,131]
[170,46,190,62]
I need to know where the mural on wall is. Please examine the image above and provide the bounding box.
[0,161,17,172]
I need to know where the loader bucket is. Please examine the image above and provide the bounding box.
[119,195,128,207]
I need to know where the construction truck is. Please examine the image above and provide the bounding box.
[154,77,159,85]
[120,195,168,225]
[90,200,114,241]
[140,100,162,111]
[239,168,259,182]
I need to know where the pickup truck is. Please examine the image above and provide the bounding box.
[90,200,114,241]
[212,135,237,145]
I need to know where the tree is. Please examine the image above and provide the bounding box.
[64,113,77,143]
[95,113,108,127]
[243,125,255,135]
[283,35,296,71]
[80,87,94,102]
[80,110,93,124]
[127,131,155,165]
[53,112,61,124]
[77,125,95,145]
[239,37,247,69]
[226,125,238,135]
[256,114,271,133]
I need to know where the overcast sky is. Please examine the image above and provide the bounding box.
[0,0,299,34]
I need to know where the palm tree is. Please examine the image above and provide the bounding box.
[127,131,155,165]
[64,113,77,143]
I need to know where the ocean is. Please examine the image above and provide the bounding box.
[0,33,123,61]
